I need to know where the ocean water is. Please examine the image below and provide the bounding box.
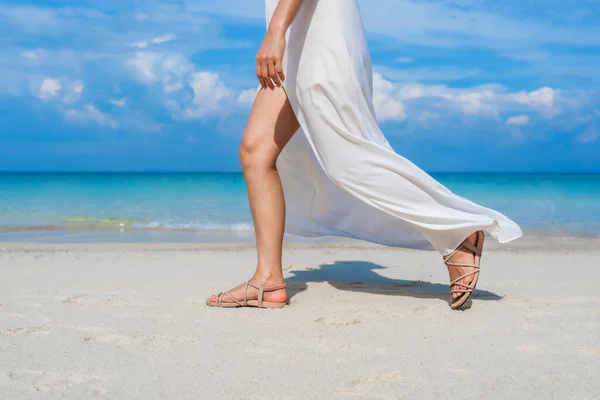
[1,172,599,243]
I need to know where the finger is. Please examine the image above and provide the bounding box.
[263,62,274,90]
[257,69,266,90]
[256,61,266,89]
[268,62,279,88]
[262,62,274,90]
[259,76,269,90]
[275,59,285,84]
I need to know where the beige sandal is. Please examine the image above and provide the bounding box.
[443,230,485,310]
[206,281,288,309]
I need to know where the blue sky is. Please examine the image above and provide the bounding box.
[1,0,599,172]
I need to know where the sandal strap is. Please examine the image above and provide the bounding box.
[246,281,287,292]
[442,248,459,263]
[446,262,478,268]
[217,291,244,306]
[450,270,479,286]
[443,231,484,263]
[246,281,287,308]
[451,288,474,294]
[258,287,264,308]
[461,239,482,256]
[451,282,475,290]
[244,281,250,306]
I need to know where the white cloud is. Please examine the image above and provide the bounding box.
[152,34,176,45]
[130,41,148,50]
[395,57,415,63]
[506,115,531,126]
[21,49,46,61]
[189,0,600,49]
[3,5,58,30]
[38,78,62,101]
[397,82,503,116]
[126,52,162,82]
[65,104,118,129]
[63,80,84,103]
[180,72,234,119]
[356,0,600,49]
[130,33,177,49]
[110,98,127,107]
[126,51,257,119]
[185,1,265,19]
[450,90,499,117]
[509,87,557,111]
[236,88,258,108]
[388,80,563,120]
[576,125,599,143]
[37,77,84,103]
[373,73,406,121]
[417,111,441,124]
[126,52,193,89]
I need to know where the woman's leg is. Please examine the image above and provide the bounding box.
[208,85,479,304]
[208,86,299,304]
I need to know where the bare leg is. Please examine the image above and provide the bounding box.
[208,86,299,304]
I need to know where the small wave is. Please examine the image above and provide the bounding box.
[0,220,254,234]
[63,216,144,227]
[138,221,254,232]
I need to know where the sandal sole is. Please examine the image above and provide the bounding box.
[206,299,288,309]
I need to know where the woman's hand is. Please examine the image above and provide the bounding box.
[256,30,286,90]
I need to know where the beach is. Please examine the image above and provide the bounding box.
[1,237,599,399]
[4,0,600,396]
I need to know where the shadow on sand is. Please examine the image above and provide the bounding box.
[285,260,502,308]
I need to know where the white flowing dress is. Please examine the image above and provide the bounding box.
[265,0,523,256]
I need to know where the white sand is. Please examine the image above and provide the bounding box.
[1,238,599,399]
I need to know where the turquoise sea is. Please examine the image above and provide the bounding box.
[1,172,599,243]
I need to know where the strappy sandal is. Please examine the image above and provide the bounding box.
[206,281,288,309]
[443,230,485,310]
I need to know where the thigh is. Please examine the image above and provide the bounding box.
[241,87,300,163]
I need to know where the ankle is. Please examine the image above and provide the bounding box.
[467,232,477,244]
[252,269,285,285]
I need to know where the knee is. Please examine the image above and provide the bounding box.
[239,146,255,172]
[239,139,276,174]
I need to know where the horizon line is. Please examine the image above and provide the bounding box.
[1,170,600,175]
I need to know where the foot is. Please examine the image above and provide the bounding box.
[207,275,287,305]
[445,232,479,301]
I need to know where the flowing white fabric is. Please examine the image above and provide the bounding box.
[265,0,523,255]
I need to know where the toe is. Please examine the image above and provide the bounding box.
[462,277,470,288]
[464,274,476,287]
